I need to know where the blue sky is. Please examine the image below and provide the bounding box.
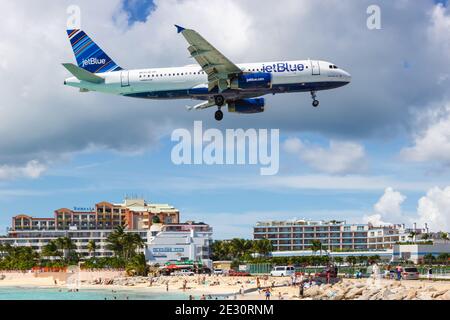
[0,0,450,239]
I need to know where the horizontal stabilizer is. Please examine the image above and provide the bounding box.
[62,63,104,84]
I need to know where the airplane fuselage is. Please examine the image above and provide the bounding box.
[64,59,351,101]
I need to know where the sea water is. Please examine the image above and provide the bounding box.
[0,286,189,300]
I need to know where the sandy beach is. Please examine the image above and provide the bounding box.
[0,271,449,300]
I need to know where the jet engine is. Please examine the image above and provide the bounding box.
[228,98,265,114]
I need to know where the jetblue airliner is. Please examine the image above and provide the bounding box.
[63,25,351,121]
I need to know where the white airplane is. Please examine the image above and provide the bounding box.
[63,25,351,121]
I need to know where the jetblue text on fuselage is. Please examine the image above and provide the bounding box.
[261,62,305,73]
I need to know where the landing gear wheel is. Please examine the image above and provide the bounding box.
[215,110,224,121]
[310,91,319,108]
[214,95,225,107]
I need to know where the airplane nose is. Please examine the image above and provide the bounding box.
[342,70,352,83]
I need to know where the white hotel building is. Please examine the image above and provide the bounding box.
[253,219,426,252]
[145,222,213,268]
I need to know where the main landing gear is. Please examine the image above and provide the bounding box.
[311,91,319,107]
[215,109,224,121]
[214,95,225,121]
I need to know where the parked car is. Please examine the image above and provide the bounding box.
[171,269,195,276]
[213,269,224,275]
[228,270,250,277]
[402,267,420,280]
[270,266,295,277]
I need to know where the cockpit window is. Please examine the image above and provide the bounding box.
[333,65,338,69]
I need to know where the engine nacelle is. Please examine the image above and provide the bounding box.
[228,98,265,114]
[231,72,272,90]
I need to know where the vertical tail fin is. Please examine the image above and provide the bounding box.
[66,29,122,73]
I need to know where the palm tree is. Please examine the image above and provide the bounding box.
[334,256,344,266]
[368,255,380,264]
[420,233,430,240]
[87,240,97,259]
[441,232,449,243]
[311,240,323,256]
[423,253,435,265]
[437,253,449,265]
[408,232,417,243]
[253,239,273,258]
[106,225,145,260]
[42,241,60,259]
[126,253,148,276]
[229,238,246,260]
[106,225,126,258]
[55,237,76,260]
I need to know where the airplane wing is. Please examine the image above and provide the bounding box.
[175,25,242,92]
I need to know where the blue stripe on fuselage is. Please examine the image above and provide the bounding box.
[122,81,349,100]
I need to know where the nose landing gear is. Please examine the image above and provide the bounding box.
[311,91,319,107]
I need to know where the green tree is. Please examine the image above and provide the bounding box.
[368,255,381,264]
[423,253,435,265]
[126,253,148,276]
[408,232,417,242]
[420,233,430,240]
[441,232,449,243]
[42,241,61,259]
[334,256,344,266]
[106,225,145,260]
[152,216,161,224]
[87,240,97,259]
[437,253,449,265]
[311,240,323,256]
[252,239,273,258]
[0,246,39,270]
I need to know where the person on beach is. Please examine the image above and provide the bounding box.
[189,295,194,300]
[326,268,331,284]
[278,292,283,300]
[256,277,261,291]
[166,282,169,292]
[265,288,271,301]
[182,279,187,291]
[299,282,304,298]
[428,267,433,280]
[200,294,206,300]
[396,265,402,281]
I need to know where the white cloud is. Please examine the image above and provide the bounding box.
[401,103,450,166]
[283,137,367,175]
[417,186,450,232]
[0,160,47,180]
[364,187,406,225]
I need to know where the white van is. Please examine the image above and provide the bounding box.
[270,266,295,277]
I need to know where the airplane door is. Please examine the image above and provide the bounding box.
[121,71,130,87]
[311,60,320,75]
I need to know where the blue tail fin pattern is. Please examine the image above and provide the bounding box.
[67,29,122,73]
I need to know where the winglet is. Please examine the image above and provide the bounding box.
[175,25,185,33]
